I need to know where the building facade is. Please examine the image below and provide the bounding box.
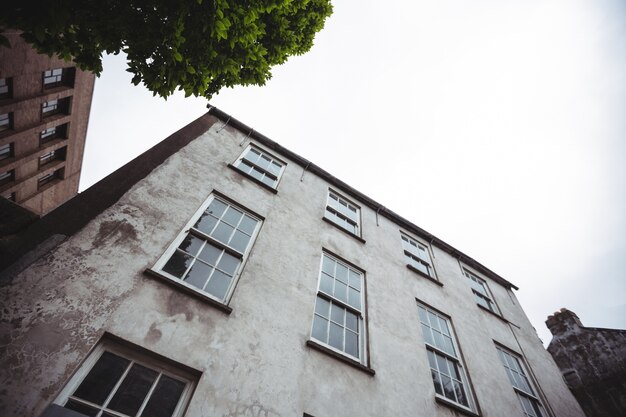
[0,33,95,215]
[0,109,585,417]
[546,309,626,417]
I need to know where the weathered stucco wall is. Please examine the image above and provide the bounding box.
[1,113,585,417]
[547,309,626,417]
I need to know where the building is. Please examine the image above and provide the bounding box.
[0,108,586,417]
[546,308,626,417]
[0,33,95,215]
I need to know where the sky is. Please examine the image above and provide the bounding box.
[81,0,626,345]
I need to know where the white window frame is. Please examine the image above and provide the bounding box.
[153,192,263,305]
[310,252,368,364]
[324,190,362,237]
[496,345,546,417]
[417,302,476,412]
[53,339,197,417]
[463,268,500,315]
[401,233,437,279]
[234,143,286,189]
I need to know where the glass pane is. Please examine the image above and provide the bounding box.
[454,380,468,406]
[162,250,193,278]
[335,264,348,283]
[177,235,203,256]
[322,256,335,275]
[417,306,428,324]
[348,287,361,310]
[443,335,456,356]
[212,222,234,244]
[330,303,345,324]
[319,273,333,295]
[229,229,250,253]
[238,215,257,235]
[345,311,358,332]
[140,375,186,417]
[194,213,218,235]
[64,400,99,417]
[268,161,281,176]
[345,331,358,358]
[205,269,233,300]
[433,331,445,351]
[431,370,443,395]
[250,167,264,181]
[334,281,347,303]
[428,312,440,331]
[441,375,455,401]
[217,252,240,275]
[426,350,437,370]
[258,154,271,170]
[329,323,343,350]
[438,317,450,336]
[436,354,450,377]
[348,270,361,290]
[448,361,460,380]
[261,174,276,188]
[421,323,434,345]
[312,316,328,342]
[198,243,221,266]
[315,297,330,317]
[207,199,227,218]
[73,352,130,405]
[183,260,213,290]
[222,206,243,226]
[108,363,158,416]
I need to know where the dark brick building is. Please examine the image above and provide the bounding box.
[546,308,626,417]
[0,33,95,215]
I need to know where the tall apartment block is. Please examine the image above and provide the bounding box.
[0,108,586,417]
[0,33,95,215]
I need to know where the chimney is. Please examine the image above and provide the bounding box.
[546,308,583,336]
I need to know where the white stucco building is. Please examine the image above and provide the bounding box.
[0,108,586,417]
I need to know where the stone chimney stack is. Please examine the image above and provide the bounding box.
[546,308,583,336]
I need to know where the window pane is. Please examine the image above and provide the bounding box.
[329,322,343,350]
[162,251,193,278]
[212,222,234,244]
[64,400,99,416]
[108,363,158,416]
[454,380,468,406]
[431,370,443,395]
[261,175,275,187]
[421,323,434,345]
[427,350,437,370]
[217,252,239,275]
[348,270,361,290]
[441,375,455,401]
[238,215,257,235]
[222,206,243,226]
[205,269,233,300]
[312,316,328,342]
[207,199,227,218]
[335,263,348,283]
[315,297,330,317]
[73,352,130,405]
[229,229,250,253]
[183,260,213,290]
[194,213,218,235]
[178,235,204,256]
[140,375,186,417]
[330,303,345,324]
[322,256,335,275]
[345,311,358,332]
[320,273,333,295]
[198,243,221,266]
[334,281,347,303]
[348,287,361,310]
[345,331,358,358]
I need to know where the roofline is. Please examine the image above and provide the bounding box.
[206,105,519,291]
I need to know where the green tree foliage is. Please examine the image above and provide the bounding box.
[0,0,333,99]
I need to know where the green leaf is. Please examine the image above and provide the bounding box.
[173,52,183,62]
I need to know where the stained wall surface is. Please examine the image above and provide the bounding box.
[547,309,626,417]
[1,112,585,417]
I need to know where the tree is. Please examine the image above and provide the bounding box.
[0,0,333,99]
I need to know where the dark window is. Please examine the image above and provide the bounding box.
[0,142,13,161]
[0,78,12,100]
[37,168,64,189]
[40,123,69,144]
[2,191,16,201]
[43,67,75,89]
[42,97,71,118]
[39,147,67,168]
[0,169,15,187]
[0,112,12,132]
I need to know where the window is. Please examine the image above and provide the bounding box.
[2,191,16,201]
[464,269,499,314]
[43,67,75,89]
[53,340,196,417]
[38,168,64,189]
[324,190,361,236]
[39,147,67,168]
[154,194,262,303]
[496,346,545,417]
[234,144,285,189]
[0,169,14,187]
[0,112,12,132]
[402,234,436,278]
[0,78,12,99]
[417,303,475,411]
[40,123,69,144]
[42,97,71,117]
[0,142,13,161]
[310,253,366,362]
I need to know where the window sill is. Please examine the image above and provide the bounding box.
[435,395,480,417]
[144,269,232,314]
[321,217,366,244]
[306,340,375,376]
[406,264,443,286]
[227,163,278,194]
[475,303,506,321]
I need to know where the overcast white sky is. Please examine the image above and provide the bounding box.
[81,0,626,345]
